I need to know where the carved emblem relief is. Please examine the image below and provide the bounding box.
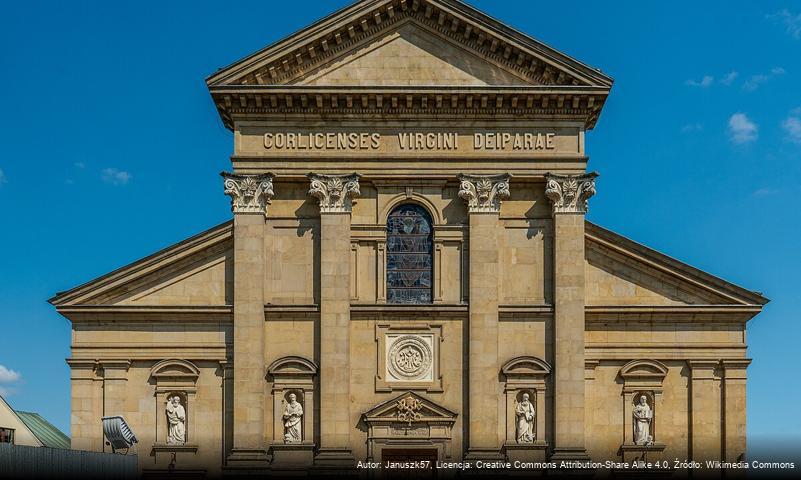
[457,173,511,213]
[396,395,424,426]
[386,334,434,382]
[221,172,275,215]
[544,172,598,215]
[307,172,361,213]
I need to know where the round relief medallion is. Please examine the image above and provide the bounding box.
[388,335,433,380]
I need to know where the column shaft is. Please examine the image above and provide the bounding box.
[318,212,353,455]
[551,213,588,458]
[722,360,750,462]
[228,212,268,463]
[544,172,596,460]
[467,212,502,456]
[688,360,721,461]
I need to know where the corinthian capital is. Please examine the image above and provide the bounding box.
[307,173,361,213]
[457,173,511,214]
[544,172,598,215]
[221,172,275,215]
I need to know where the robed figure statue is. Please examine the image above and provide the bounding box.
[283,393,304,443]
[633,394,653,445]
[166,395,186,445]
[515,392,536,443]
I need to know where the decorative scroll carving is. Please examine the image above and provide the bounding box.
[544,172,598,215]
[221,172,275,215]
[457,173,511,213]
[307,172,361,213]
[396,395,423,426]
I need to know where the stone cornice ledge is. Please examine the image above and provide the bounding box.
[586,304,763,323]
[210,86,608,129]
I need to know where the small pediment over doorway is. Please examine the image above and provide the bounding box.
[362,391,457,462]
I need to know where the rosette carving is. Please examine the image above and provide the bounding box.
[307,173,361,213]
[544,172,598,215]
[221,172,275,215]
[457,173,511,213]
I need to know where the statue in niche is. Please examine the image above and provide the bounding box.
[633,394,653,445]
[283,393,303,443]
[515,392,536,443]
[166,395,186,445]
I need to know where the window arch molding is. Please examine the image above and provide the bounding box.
[385,202,435,304]
[380,193,442,226]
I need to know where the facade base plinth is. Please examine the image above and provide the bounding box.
[313,448,356,468]
[503,441,548,463]
[270,443,315,469]
[225,448,270,469]
[619,443,667,463]
[464,448,505,461]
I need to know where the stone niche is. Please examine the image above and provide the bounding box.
[266,356,317,468]
[500,356,551,462]
[618,359,668,462]
[149,359,200,465]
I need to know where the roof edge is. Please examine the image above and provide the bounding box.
[49,220,233,307]
[585,221,769,307]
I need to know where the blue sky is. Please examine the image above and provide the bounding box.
[0,0,799,454]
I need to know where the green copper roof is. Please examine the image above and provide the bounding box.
[15,411,70,449]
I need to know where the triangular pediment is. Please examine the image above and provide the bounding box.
[207,0,612,88]
[297,21,529,86]
[585,222,768,308]
[363,391,457,424]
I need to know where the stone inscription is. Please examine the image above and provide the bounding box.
[263,131,557,152]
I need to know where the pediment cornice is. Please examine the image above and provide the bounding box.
[210,85,608,130]
[206,0,613,89]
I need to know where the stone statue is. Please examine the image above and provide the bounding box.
[283,393,303,443]
[515,392,536,443]
[166,395,186,445]
[633,394,653,445]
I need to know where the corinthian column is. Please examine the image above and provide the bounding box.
[222,172,274,467]
[308,173,360,467]
[459,173,510,461]
[545,172,597,461]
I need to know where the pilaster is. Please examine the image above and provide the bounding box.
[308,173,360,467]
[721,359,750,463]
[545,172,597,461]
[458,173,510,460]
[688,360,721,462]
[222,172,274,467]
[67,359,103,452]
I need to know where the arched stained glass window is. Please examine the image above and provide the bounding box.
[386,204,433,304]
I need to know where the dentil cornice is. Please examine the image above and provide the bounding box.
[457,173,511,214]
[544,172,598,215]
[221,172,275,215]
[308,173,361,213]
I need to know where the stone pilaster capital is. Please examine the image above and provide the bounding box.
[457,173,511,214]
[307,172,361,213]
[221,172,275,216]
[544,172,598,216]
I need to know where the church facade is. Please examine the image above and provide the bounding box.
[50,0,767,476]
